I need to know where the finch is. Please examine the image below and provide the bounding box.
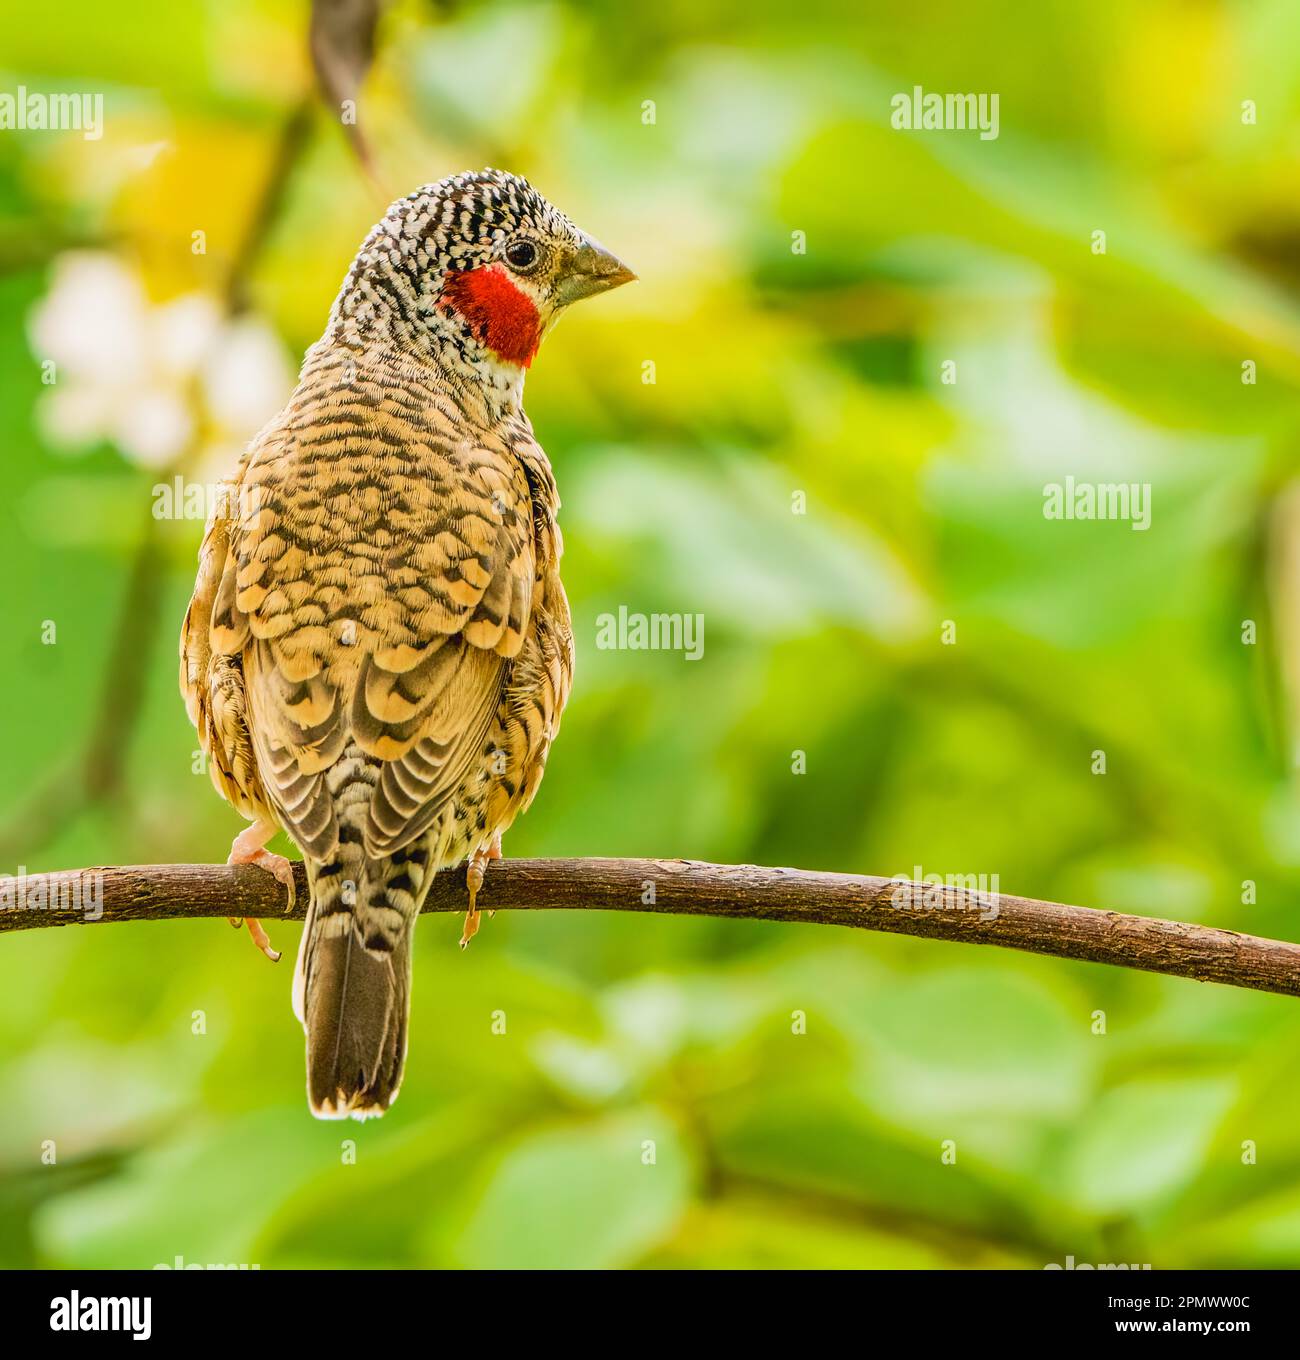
[180,169,634,1117]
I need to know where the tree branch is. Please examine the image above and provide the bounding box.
[2,859,1298,998]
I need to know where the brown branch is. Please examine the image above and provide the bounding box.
[308,0,380,183]
[2,859,1298,998]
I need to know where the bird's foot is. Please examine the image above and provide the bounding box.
[230,913,281,963]
[226,822,293,962]
[460,835,502,950]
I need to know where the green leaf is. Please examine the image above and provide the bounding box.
[450,1110,692,1269]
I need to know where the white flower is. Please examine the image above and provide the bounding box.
[202,315,297,441]
[28,251,293,469]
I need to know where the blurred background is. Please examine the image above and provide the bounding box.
[2,0,1300,1270]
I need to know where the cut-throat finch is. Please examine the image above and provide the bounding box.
[180,170,634,1118]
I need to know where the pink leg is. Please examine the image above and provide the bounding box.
[227,819,295,962]
[460,831,502,950]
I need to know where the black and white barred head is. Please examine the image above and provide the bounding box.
[330,171,577,356]
[385,169,579,270]
[324,168,634,398]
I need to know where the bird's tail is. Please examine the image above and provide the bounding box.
[293,841,434,1119]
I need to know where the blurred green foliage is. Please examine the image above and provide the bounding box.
[2,0,1300,1269]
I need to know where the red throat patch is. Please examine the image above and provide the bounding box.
[438,264,541,367]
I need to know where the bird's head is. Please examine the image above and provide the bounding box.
[329,168,635,385]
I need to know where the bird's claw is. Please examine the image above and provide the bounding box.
[245,850,297,913]
[461,836,501,948]
[227,826,294,963]
[460,859,485,950]
[244,917,282,963]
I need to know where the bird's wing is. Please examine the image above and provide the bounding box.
[179,467,269,821]
[217,397,537,864]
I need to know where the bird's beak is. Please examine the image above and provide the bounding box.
[555,235,637,307]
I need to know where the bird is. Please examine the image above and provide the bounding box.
[179,169,634,1118]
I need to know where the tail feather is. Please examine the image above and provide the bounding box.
[302,921,411,1118]
[294,844,431,1119]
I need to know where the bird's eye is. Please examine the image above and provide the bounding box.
[504,239,538,270]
